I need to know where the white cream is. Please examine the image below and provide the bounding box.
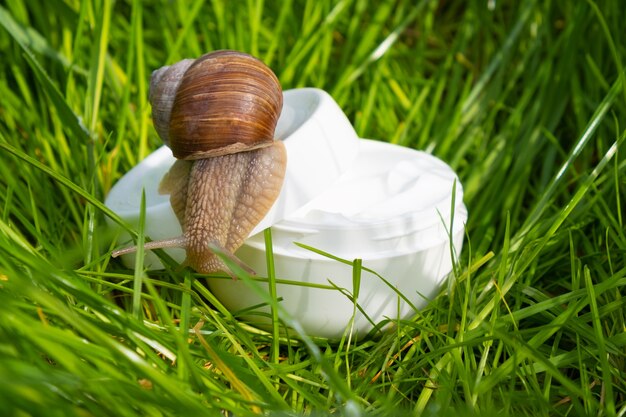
[245,139,467,258]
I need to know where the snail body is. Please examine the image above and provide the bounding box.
[113,50,287,275]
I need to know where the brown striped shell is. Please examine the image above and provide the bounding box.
[149,50,283,160]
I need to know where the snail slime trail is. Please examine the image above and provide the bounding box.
[112,50,287,276]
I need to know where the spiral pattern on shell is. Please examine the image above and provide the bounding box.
[149,50,283,160]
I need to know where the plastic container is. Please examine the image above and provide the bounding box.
[105,88,467,339]
[210,139,466,338]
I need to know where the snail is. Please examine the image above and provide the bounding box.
[112,50,287,275]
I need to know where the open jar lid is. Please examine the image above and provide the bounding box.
[105,88,361,267]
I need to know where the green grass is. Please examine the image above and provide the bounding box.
[1,0,625,416]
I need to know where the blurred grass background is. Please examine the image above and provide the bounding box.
[0,0,625,416]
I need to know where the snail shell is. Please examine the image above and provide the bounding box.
[150,50,283,160]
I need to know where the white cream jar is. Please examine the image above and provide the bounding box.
[105,88,467,339]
